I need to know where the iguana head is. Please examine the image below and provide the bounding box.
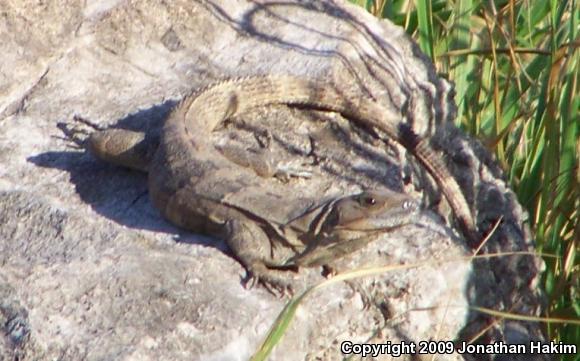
[289,190,420,267]
[325,190,420,232]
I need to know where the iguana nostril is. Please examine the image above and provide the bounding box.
[402,200,418,210]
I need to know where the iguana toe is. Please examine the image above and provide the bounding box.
[244,263,296,297]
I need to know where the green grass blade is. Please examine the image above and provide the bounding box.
[415,0,434,60]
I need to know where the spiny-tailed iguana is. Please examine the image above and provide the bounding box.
[86,75,474,292]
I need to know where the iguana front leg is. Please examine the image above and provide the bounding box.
[225,219,298,295]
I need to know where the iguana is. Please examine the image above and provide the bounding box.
[86,75,474,292]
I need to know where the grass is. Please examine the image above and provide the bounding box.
[349,0,579,359]
[252,0,578,360]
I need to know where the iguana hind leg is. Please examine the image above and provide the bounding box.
[87,129,158,172]
[225,219,297,295]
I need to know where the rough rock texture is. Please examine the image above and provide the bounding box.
[0,1,546,360]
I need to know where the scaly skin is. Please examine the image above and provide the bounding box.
[151,76,475,238]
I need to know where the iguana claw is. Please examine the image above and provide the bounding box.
[243,263,295,297]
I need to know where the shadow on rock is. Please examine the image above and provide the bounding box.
[28,100,223,248]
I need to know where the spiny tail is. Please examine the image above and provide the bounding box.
[395,122,475,240]
[414,139,475,239]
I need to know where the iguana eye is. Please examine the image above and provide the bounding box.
[402,200,415,210]
[359,194,377,206]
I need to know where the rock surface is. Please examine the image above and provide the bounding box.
[0,1,546,360]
